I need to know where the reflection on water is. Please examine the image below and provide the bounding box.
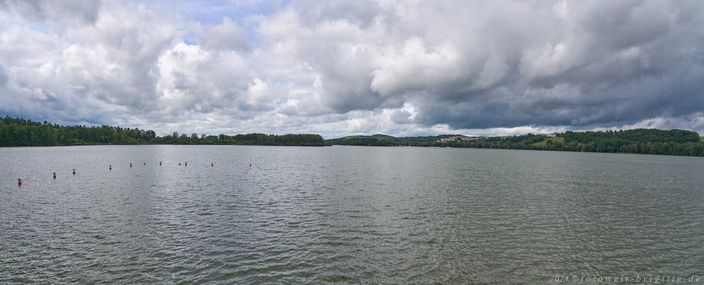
[1,145,703,283]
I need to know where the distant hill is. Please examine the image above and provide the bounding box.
[326,129,704,157]
[325,134,455,146]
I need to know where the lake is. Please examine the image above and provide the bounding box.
[1,145,703,284]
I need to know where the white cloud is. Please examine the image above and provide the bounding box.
[0,0,703,137]
[201,17,250,51]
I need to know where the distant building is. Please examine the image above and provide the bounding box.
[437,135,480,143]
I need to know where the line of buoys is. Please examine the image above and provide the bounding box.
[17,161,235,186]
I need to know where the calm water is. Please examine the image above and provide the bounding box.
[1,145,703,284]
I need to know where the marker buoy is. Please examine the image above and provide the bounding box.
[109,165,112,170]
[53,172,56,180]
[159,161,162,166]
[129,162,133,167]
[73,169,76,175]
[17,178,22,187]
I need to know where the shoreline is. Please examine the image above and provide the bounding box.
[3,143,703,158]
[327,144,704,158]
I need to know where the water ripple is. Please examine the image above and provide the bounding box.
[1,146,703,284]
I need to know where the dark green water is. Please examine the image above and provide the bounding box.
[1,145,703,284]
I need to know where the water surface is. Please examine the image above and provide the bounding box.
[1,145,703,284]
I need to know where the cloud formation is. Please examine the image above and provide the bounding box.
[0,0,703,137]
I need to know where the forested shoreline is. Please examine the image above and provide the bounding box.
[0,117,325,147]
[327,129,704,157]
[3,117,704,156]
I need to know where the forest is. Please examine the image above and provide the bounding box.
[0,117,325,147]
[327,129,704,157]
[3,116,703,156]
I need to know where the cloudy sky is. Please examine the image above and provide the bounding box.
[0,0,703,138]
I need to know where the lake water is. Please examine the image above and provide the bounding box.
[1,145,703,284]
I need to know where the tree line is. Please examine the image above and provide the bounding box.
[3,116,702,156]
[327,129,704,157]
[0,117,325,147]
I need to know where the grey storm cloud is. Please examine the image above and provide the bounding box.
[0,0,703,136]
[0,0,101,26]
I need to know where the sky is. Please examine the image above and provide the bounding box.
[0,0,703,138]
